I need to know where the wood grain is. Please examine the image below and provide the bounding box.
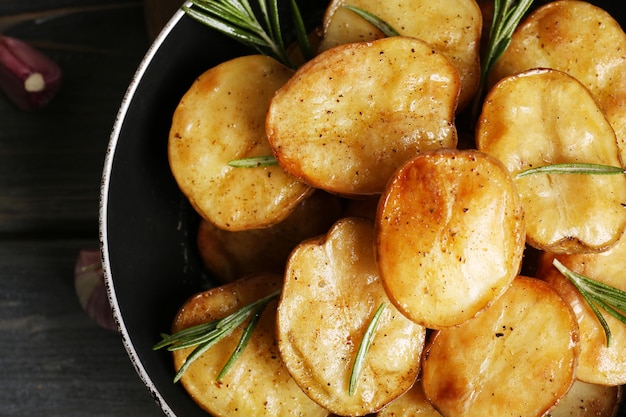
[0,1,165,415]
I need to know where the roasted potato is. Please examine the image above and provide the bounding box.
[376,148,525,329]
[318,0,482,109]
[477,68,626,253]
[422,277,579,417]
[277,217,426,416]
[489,0,626,164]
[171,273,329,417]
[549,380,622,417]
[197,190,343,283]
[537,233,626,386]
[169,54,312,231]
[266,36,460,196]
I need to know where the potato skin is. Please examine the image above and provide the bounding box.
[421,277,579,417]
[171,274,329,417]
[168,54,311,231]
[376,148,525,329]
[266,36,460,196]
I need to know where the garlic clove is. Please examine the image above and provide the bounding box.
[0,35,62,111]
[74,249,118,332]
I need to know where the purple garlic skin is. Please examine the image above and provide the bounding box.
[75,249,118,332]
[0,35,62,111]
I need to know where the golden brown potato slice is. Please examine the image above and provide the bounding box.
[197,190,343,283]
[376,148,525,329]
[476,68,626,253]
[377,378,443,417]
[550,380,622,417]
[168,54,312,231]
[171,273,330,417]
[422,277,579,417]
[277,217,426,416]
[490,0,626,165]
[537,234,626,386]
[266,36,460,196]
[318,0,482,110]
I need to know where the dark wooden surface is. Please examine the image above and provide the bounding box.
[0,1,167,415]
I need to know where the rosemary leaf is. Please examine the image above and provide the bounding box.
[570,272,626,323]
[229,0,255,18]
[183,6,267,48]
[349,302,386,396]
[290,0,313,61]
[182,0,310,68]
[173,327,233,382]
[153,321,218,350]
[228,155,278,167]
[217,304,265,381]
[552,259,626,347]
[472,0,534,118]
[342,6,400,37]
[267,0,285,53]
[195,0,255,30]
[154,289,281,382]
[516,163,625,178]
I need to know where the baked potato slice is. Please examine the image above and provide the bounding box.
[171,273,329,417]
[197,190,342,283]
[489,0,626,165]
[421,277,579,417]
[537,234,626,386]
[318,0,482,110]
[476,68,626,253]
[550,380,622,417]
[376,148,525,329]
[168,54,311,231]
[277,217,426,416]
[266,36,460,196]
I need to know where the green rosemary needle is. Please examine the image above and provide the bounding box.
[228,155,279,167]
[349,302,387,396]
[472,0,535,118]
[154,289,281,383]
[216,305,264,380]
[516,163,625,179]
[342,5,400,37]
[182,0,311,68]
[553,259,626,347]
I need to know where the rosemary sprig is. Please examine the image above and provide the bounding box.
[472,0,535,118]
[349,302,386,396]
[228,155,279,167]
[216,305,264,380]
[154,289,280,383]
[182,0,311,68]
[553,259,626,347]
[516,163,625,179]
[289,0,312,61]
[343,6,399,37]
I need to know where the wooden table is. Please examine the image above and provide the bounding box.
[0,1,167,415]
